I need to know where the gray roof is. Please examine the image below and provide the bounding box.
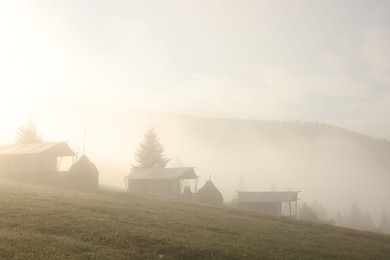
[0,142,75,156]
[126,167,197,180]
[237,191,299,203]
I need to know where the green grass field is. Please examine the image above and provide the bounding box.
[0,180,389,259]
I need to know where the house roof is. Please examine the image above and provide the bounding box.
[237,191,299,203]
[0,142,76,156]
[126,167,197,180]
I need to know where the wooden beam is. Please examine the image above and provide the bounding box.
[123,179,128,192]
[57,156,63,171]
[195,178,199,192]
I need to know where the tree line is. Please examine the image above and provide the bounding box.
[299,201,390,234]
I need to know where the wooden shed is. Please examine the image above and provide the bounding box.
[124,167,198,198]
[0,142,76,181]
[236,191,299,218]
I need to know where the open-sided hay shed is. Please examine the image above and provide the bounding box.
[0,142,75,181]
[237,191,299,218]
[125,167,198,198]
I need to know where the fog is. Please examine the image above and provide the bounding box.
[6,106,390,227]
[1,0,390,230]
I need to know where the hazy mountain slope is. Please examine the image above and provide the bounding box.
[0,180,390,259]
[148,114,390,222]
[79,108,390,224]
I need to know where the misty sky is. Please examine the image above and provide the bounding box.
[1,0,390,140]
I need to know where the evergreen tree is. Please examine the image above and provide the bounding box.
[349,203,364,230]
[348,203,375,231]
[335,212,347,227]
[298,202,320,223]
[15,120,43,144]
[311,200,328,222]
[379,210,390,234]
[364,213,376,231]
[133,128,169,169]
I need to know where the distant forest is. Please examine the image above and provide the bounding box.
[170,114,390,163]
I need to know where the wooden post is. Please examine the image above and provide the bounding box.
[180,179,184,193]
[57,156,63,171]
[289,202,292,217]
[83,126,86,155]
[195,178,199,192]
[124,179,128,192]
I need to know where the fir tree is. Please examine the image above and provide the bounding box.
[298,202,319,223]
[349,203,364,230]
[15,120,43,144]
[133,128,169,168]
[379,210,390,234]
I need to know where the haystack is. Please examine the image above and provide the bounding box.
[66,155,99,188]
[195,180,223,206]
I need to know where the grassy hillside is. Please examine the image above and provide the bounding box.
[1,180,390,259]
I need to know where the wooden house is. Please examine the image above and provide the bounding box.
[124,167,198,197]
[236,191,299,218]
[0,142,76,181]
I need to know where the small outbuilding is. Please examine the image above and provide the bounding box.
[195,180,224,206]
[65,155,99,189]
[236,191,299,218]
[124,167,198,197]
[0,142,76,181]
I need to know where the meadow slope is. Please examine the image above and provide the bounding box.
[0,180,390,259]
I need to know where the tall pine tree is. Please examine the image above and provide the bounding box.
[15,120,43,144]
[133,128,169,169]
